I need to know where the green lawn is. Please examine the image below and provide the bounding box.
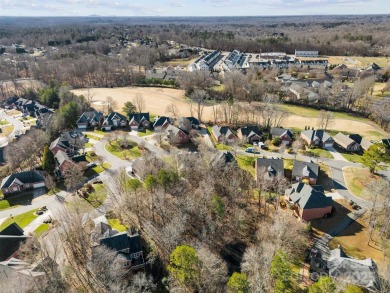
[138,129,153,137]
[216,144,232,151]
[107,218,127,232]
[33,223,50,238]
[0,119,10,125]
[0,209,39,231]
[236,155,256,177]
[305,148,333,159]
[86,151,98,162]
[335,148,365,164]
[0,199,11,210]
[105,141,142,160]
[85,184,107,208]
[93,130,106,135]
[343,167,381,201]
[86,134,102,141]
[85,163,111,178]
[84,142,94,148]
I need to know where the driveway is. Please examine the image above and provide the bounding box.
[324,146,348,162]
[129,133,168,157]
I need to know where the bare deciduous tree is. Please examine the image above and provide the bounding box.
[133,93,146,113]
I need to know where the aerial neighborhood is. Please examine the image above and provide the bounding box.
[0,13,390,293]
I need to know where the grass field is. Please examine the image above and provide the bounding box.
[305,147,333,159]
[107,218,127,232]
[105,141,142,160]
[0,125,14,137]
[85,162,111,178]
[236,155,256,177]
[0,199,11,210]
[160,57,197,67]
[0,119,10,125]
[33,223,50,238]
[343,167,385,202]
[85,134,102,141]
[85,183,107,208]
[0,209,39,231]
[327,56,390,68]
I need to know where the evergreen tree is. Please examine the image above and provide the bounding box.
[168,245,200,288]
[42,145,56,174]
[227,272,249,293]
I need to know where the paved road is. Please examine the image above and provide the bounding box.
[0,109,25,146]
[0,191,69,223]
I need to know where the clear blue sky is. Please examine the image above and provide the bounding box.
[0,0,388,17]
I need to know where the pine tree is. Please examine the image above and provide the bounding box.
[42,146,56,174]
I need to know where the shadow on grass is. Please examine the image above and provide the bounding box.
[6,188,47,207]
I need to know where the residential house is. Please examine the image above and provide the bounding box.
[237,126,262,143]
[210,151,236,168]
[188,50,222,72]
[224,50,248,70]
[153,116,171,132]
[255,158,284,182]
[185,117,200,130]
[76,111,104,129]
[102,112,127,131]
[211,125,237,144]
[334,132,361,152]
[0,223,30,261]
[348,134,373,151]
[327,246,380,291]
[0,258,47,287]
[285,183,333,221]
[1,171,45,196]
[270,127,293,145]
[50,131,85,156]
[165,125,190,145]
[93,222,145,270]
[292,160,319,185]
[54,150,76,177]
[129,156,168,180]
[300,129,334,148]
[128,113,151,131]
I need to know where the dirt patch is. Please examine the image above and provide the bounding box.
[6,110,22,116]
[0,125,14,137]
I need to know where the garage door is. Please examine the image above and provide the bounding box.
[34,182,46,188]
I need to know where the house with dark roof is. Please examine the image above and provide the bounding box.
[76,111,104,129]
[93,222,145,270]
[348,134,373,151]
[210,151,236,168]
[211,125,236,144]
[0,257,47,286]
[284,183,333,221]
[102,112,127,131]
[54,150,76,176]
[292,160,319,185]
[300,129,334,148]
[128,112,151,131]
[327,246,380,291]
[334,132,361,152]
[270,127,293,145]
[185,117,200,129]
[0,223,29,261]
[237,126,262,143]
[1,171,45,196]
[255,158,284,182]
[50,131,85,156]
[165,125,189,145]
[152,116,171,132]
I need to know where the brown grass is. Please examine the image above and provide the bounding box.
[0,125,14,137]
[6,110,22,116]
[328,212,387,274]
[71,87,389,140]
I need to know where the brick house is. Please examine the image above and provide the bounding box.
[211,126,236,144]
[1,171,45,196]
[292,160,319,185]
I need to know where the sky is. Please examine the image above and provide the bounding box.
[0,0,389,17]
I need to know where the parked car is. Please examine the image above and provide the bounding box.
[245,147,260,154]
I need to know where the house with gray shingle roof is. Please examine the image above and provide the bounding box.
[334,132,361,152]
[1,171,45,196]
[211,125,236,144]
[152,116,171,132]
[128,113,151,130]
[255,158,284,182]
[292,160,319,185]
[76,111,104,129]
[348,134,373,151]
[300,129,334,148]
[237,126,262,143]
[270,127,293,145]
[284,183,333,221]
[102,112,127,131]
[165,125,189,145]
[92,222,145,271]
